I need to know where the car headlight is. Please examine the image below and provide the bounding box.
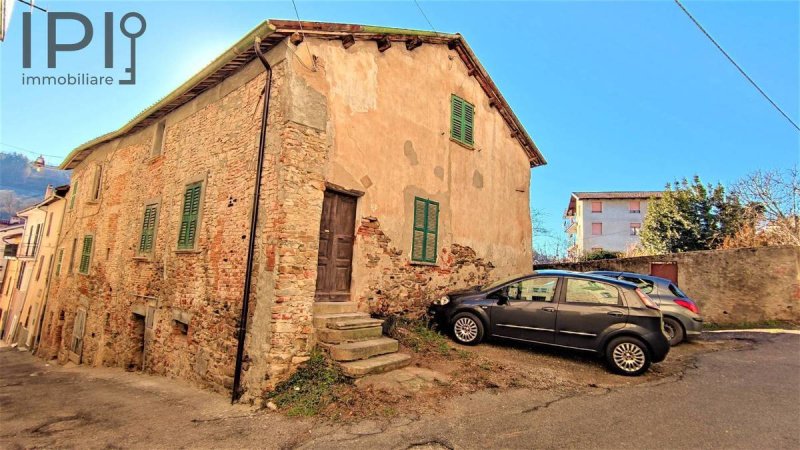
[432,296,450,306]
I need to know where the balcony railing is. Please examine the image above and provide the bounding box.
[16,242,39,258]
[3,244,19,259]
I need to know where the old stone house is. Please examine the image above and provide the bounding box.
[37,20,546,401]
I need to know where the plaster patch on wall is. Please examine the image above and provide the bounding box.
[404,141,419,166]
[361,175,373,189]
[434,166,444,180]
[324,46,377,113]
[472,170,484,189]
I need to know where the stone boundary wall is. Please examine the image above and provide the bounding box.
[535,246,800,325]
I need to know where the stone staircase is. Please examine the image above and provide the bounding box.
[314,302,411,377]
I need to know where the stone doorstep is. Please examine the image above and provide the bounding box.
[312,302,358,315]
[316,325,384,344]
[312,312,370,329]
[329,318,384,330]
[340,353,412,377]
[329,337,399,362]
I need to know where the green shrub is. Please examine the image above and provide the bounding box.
[266,350,349,416]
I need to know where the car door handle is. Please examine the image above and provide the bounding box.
[541,306,556,313]
[607,311,624,317]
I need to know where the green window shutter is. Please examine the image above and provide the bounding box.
[79,235,93,274]
[450,95,474,146]
[139,204,158,253]
[69,181,78,209]
[178,183,201,249]
[55,249,64,276]
[411,197,439,263]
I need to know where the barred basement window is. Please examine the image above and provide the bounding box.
[177,182,202,250]
[138,203,159,254]
[450,94,474,147]
[411,197,439,263]
[78,235,93,274]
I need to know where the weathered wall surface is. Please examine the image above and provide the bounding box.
[536,246,800,325]
[37,46,289,395]
[288,38,534,316]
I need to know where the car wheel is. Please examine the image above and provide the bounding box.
[451,312,484,345]
[663,317,685,346]
[606,336,651,376]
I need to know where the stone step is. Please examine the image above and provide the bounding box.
[340,353,412,377]
[313,302,358,315]
[329,337,399,362]
[313,313,370,329]
[329,318,384,330]
[317,325,383,344]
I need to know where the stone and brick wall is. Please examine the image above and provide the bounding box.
[536,246,800,325]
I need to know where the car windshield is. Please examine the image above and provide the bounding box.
[668,283,687,298]
[481,274,529,291]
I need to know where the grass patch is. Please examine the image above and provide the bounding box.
[265,350,350,417]
[703,320,799,331]
[391,318,452,356]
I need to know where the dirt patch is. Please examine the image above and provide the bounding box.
[313,323,749,421]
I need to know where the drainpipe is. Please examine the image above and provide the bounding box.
[232,37,273,403]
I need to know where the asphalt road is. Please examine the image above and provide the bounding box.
[1,333,798,449]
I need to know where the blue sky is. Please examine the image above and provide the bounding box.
[1,1,798,252]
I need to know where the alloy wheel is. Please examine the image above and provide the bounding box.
[454,317,478,343]
[612,342,646,373]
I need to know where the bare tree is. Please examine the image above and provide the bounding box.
[730,168,799,246]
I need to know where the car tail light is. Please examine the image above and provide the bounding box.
[674,299,699,314]
[636,288,660,311]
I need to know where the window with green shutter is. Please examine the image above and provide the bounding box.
[450,94,474,147]
[79,235,93,274]
[138,204,158,254]
[55,248,64,276]
[178,183,202,250]
[411,197,439,263]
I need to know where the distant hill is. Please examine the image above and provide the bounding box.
[0,153,71,221]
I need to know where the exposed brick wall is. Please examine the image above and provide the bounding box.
[355,217,495,317]
[536,246,800,325]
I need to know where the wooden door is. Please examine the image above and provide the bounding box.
[315,191,357,302]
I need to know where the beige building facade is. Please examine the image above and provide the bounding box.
[564,191,662,257]
[38,21,545,400]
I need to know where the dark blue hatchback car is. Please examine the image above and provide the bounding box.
[428,270,670,375]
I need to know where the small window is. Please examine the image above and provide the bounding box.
[91,165,103,201]
[591,222,602,235]
[591,201,603,213]
[69,181,78,210]
[450,95,474,147]
[173,320,189,336]
[178,182,203,250]
[411,197,439,263]
[138,203,159,254]
[629,201,641,213]
[68,238,77,274]
[506,277,558,302]
[35,255,44,281]
[565,278,620,305]
[78,235,93,274]
[55,248,64,276]
[630,222,641,236]
[152,121,166,157]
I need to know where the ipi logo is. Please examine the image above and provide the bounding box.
[21,11,146,85]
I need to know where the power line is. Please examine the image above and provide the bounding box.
[673,0,799,132]
[413,0,438,34]
[289,0,317,71]
[0,142,61,159]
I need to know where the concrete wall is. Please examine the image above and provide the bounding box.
[575,198,650,254]
[536,246,800,325]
